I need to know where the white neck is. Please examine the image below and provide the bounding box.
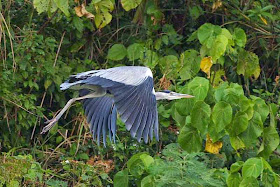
[155,92,168,100]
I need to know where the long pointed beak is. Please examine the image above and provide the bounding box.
[174,93,195,99]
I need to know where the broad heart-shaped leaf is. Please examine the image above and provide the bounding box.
[209,35,228,61]
[159,55,179,79]
[53,0,70,16]
[239,177,259,187]
[114,169,129,187]
[214,82,229,102]
[226,172,242,187]
[223,83,244,105]
[197,23,222,45]
[121,0,142,11]
[233,28,247,47]
[95,11,113,29]
[127,153,153,177]
[127,43,144,61]
[211,101,232,132]
[262,169,279,187]
[239,96,254,120]
[33,0,57,14]
[107,44,127,61]
[237,49,260,79]
[240,112,263,147]
[188,77,209,101]
[230,136,245,150]
[175,98,195,116]
[208,121,226,143]
[140,50,159,68]
[200,57,212,78]
[171,104,186,126]
[230,161,244,173]
[178,125,202,153]
[269,103,278,128]
[258,126,280,158]
[242,158,263,178]
[226,112,248,136]
[251,96,269,122]
[141,175,155,187]
[179,50,201,80]
[190,101,211,135]
[175,85,195,116]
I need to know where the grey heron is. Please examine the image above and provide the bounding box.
[41,66,193,146]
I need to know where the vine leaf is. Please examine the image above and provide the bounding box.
[211,101,232,132]
[107,44,127,61]
[205,134,222,154]
[121,0,142,11]
[200,57,213,78]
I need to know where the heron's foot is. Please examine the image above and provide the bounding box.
[41,118,58,134]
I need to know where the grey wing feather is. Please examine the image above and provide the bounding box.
[63,66,158,143]
[80,90,117,146]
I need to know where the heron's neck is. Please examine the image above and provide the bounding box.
[155,92,168,100]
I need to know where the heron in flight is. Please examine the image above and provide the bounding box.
[42,66,193,146]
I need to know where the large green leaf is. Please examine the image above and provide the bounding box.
[239,96,254,120]
[141,175,155,187]
[114,169,129,187]
[178,125,202,153]
[107,44,127,61]
[237,49,260,79]
[226,173,242,187]
[233,28,247,47]
[188,77,209,101]
[209,35,228,61]
[127,153,153,177]
[33,0,57,15]
[240,112,263,147]
[179,50,201,80]
[242,158,263,178]
[159,55,179,78]
[230,136,245,150]
[190,101,211,135]
[211,101,232,132]
[230,161,244,173]
[93,0,115,28]
[258,126,280,158]
[251,96,269,122]
[197,23,221,45]
[121,0,142,11]
[140,50,159,68]
[239,177,259,187]
[223,83,244,105]
[127,43,144,61]
[227,112,248,136]
[53,0,70,16]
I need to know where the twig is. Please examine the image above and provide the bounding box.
[31,92,46,139]
[1,96,47,119]
[53,31,66,67]
[0,12,16,71]
[37,10,58,34]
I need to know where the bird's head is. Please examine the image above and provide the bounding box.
[155,90,194,100]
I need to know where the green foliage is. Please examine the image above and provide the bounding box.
[1,0,279,185]
[114,144,228,186]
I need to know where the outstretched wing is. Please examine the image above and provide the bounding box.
[80,90,117,147]
[64,66,158,143]
[83,66,159,143]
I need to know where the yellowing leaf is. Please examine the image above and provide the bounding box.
[212,0,222,12]
[200,57,213,78]
[74,4,95,19]
[260,16,268,25]
[205,134,223,154]
[211,69,225,87]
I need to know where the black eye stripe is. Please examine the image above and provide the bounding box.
[162,90,171,93]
